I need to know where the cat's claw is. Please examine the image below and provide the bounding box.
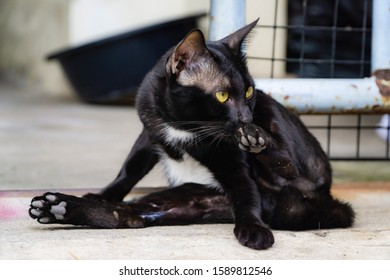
[29,193,68,224]
[236,125,266,153]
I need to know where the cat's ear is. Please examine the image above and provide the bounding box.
[169,29,207,75]
[219,18,259,53]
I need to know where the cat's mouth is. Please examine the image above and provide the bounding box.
[235,124,266,153]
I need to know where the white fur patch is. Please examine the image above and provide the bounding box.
[159,125,222,190]
[159,151,222,190]
[163,125,195,146]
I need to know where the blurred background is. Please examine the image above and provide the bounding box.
[0,0,289,99]
[0,0,389,191]
[0,0,209,99]
[1,1,389,261]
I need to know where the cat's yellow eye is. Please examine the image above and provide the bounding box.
[215,91,229,103]
[246,86,254,99]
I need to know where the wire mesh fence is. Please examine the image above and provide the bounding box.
[247,0,390,160]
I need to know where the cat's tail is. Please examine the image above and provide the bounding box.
[266,186,355,231]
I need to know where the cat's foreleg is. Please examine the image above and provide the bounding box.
[225,177,274,250]
[209,157,274,250]
[84,129,159,202]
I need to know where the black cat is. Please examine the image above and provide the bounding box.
[29,19,354,250]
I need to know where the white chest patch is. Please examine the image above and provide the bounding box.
[159,151,222,190]
[159,124,222,190]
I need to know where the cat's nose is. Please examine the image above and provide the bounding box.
[238,107,253,124]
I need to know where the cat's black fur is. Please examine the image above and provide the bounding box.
[29,20,354,250]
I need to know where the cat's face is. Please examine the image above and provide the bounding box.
[164,20,259,133]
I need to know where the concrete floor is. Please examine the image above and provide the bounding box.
[1,81,390,259]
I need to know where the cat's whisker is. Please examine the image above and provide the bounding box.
[210,131,230,148]
[157,119,234,148]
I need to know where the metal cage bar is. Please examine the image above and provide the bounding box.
[371,0,390,71]
[254,0,390,114]
[209,0,246,40]
[209,0,390,114]
[209,0,390,160]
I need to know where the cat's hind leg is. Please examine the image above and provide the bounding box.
[29,192,141,228]
[263,186,355,231]
[128,183,233,226]
[29,184,233,228]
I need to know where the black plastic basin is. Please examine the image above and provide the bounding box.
[47,14,206,104]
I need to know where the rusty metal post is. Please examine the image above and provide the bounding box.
[371,0,390,103]
[372,0,390,142]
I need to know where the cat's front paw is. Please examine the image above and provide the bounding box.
[236,124,266,153]
[29,192,71,224]
[234,223,274,250]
